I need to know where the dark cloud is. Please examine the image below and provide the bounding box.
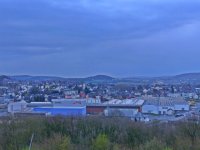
[0,0,200,76]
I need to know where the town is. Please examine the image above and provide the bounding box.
[1,74,200,123]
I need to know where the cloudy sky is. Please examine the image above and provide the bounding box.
[0,0,200,77]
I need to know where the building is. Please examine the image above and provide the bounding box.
[8,100,28,113]
[104,99,144,117]
[142,97,189,115]
[104,108,138,117]
[0,96,5,104]
[142,100,159,115]
[167,93,182,98]
[87,99,144,117]
[86,98,101,104]
[28,102,52,107]
[33,99,86,116]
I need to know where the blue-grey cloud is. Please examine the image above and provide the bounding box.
[0,0,200,77]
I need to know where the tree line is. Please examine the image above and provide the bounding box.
[0,116,200,150]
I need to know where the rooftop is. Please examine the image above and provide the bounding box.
[103,99,144,106]
[143,97,188,106]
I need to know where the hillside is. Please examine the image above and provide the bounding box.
[175,73,200,79]
[3,73,200,84]
[10,75,66,81]
[0,75,11,85]
[85,75,115,81]
[0,75,10,80]
[9,75,115,83]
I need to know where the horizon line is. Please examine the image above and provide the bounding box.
[1,72,200,79]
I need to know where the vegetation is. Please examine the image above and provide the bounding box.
[0,116,200,150]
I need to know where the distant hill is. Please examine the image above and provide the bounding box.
[0,75,10,80]
[121,73,200,84]
[8,75,115,82]
[170,73,200,83]
[175,73,200,79]
[10,75,66,81]
[0,75,11,85]
[85,75,115,81]
[3,73,200,84]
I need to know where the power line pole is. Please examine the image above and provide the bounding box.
[29,133,34,150]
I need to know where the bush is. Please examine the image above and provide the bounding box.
[139,138,170,150]
[92,134,110,150]
[32,134,72,150]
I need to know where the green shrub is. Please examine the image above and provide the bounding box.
[92,134,110,150]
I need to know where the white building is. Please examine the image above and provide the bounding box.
[142,97,189,115]
[8,100,28,113]
[167,93,182,98]
[142,104,158,114]
[103,99,144,117]
[86,98,101,104]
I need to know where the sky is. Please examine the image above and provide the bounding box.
[0,0,200,77]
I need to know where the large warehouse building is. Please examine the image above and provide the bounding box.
[87,99,144,117]
[33,99,86,116]
[142,97,189,115]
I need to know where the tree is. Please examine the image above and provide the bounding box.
[34,95,45,102]
[58,136,72,150]
[84,87,91,95]
[29,87,40,95]
[127,128,146,148]
[140,138,170,150]
[181,121,200,149]
[92,134,110,150]
[32,134,72,150]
